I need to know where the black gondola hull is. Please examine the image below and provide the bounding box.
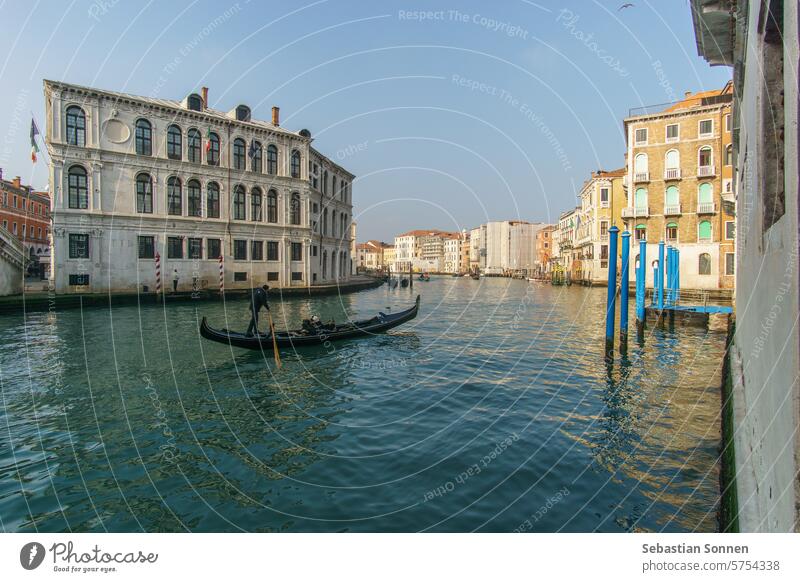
[200,295,420,350]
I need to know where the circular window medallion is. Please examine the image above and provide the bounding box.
[102,118,130,143]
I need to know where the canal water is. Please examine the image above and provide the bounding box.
[0,278,726,532]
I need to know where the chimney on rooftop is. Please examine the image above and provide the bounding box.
[13,176,21,189]
[201,87,208,109]
[272,106,280,127]
[684,91,692,98]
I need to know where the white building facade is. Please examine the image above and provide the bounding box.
[44,80,354,293]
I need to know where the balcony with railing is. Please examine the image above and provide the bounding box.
[664,204,682,216]
[697,165,716,177]
[633,172,650,183]
[664,168,681,180]
[697,202,716,214]
[622,206,649,218]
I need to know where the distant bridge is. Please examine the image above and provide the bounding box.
[0,227,25,296]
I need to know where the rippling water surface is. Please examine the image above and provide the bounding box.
[0,278,726,532]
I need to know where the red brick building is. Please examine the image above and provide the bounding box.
[0,175,51,278]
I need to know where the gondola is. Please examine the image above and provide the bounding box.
[418,273,430,281]
[199,295,420,350]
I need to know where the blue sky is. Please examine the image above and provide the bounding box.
[0,0,730,241]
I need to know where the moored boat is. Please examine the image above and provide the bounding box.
[200,296,420,350]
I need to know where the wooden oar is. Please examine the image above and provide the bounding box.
[266,310,282,369]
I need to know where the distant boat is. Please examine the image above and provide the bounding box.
[470,273,480,280]
[401,279,409,288]
[418,273,430,281]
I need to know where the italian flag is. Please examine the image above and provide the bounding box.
[205,127,212,153]
[30,119,40,163]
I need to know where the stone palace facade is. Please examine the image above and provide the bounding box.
[44,80,354,294]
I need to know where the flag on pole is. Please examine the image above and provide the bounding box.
[30,119,40,163]
[205,127,212,153]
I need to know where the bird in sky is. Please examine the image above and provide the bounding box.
[618,3,635,10]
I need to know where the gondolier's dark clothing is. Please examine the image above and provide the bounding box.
[246,287,270,336]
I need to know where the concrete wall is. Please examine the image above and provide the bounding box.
[0,229,25,295]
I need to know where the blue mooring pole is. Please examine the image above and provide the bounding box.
[670,247,677,306]
[636,239,646,325]
[657,240,665,310]
[605,226,620,353]
[675,248,680,304]
[665,247,673,306]
[620,231,631,343]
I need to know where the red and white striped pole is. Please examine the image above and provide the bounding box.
[154,251,162,299]
[218,254,224,297]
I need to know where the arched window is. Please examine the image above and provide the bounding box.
[66,106,86,147]
[267,144,278,175]
[698,252,712,275]
[267,189,278,223]
[251,187,262,221]
[207,132,220,166]
[665,149,679,169]
[206,182,220,218]
[233,185,246,220]
[290,193,301,225]
[665,222,678,242]
[635,223,646,241]
[233,138,246,170]
[290,150,301,178]
[634,153,648,178]
[187,129,201,163]
[323,207,328,235]
[187,179,202,217]
[135,119,152,156]
[187,94,203,111]
[698,220,712,241]
[322,250,327,279]
[698,146,712,168]
[634,187,647,213]
[167,124,182,160]
[235,105,251,122]
[331,251,336,279]
[724,144,733,166]
[251,141,262,173]
[68,165,88,209]
[167,176,182,215]
[665,185,679,208]
[135,173,153,214]
[322,170,328,195]
[332,210,337,237]
[698,182,713,204]
[332,176,337,199]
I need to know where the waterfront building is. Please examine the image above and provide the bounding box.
[459,230,470,274]
[533,224,555,277]
[382,245,396,272]
[623,83,735,292]
[392,229,453,273]
[573,168,627,285]
[44,80,354,293]
[355,240,391,272]
[469,225,485,273]
[442,232,461,274]
[553,207,579,279]
[691,0,799,531]
[0,175,51,279]
[481,220,544,276]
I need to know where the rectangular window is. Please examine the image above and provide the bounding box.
[188,238,203,259]
[234,239,247,261]
[725,252,735,275]
[267,272,279,281]
[12,223,17,235]
[725,221,736,240]
[291,242,302,261]
[312,245,318,257]
[69,233,89,259]
[233,272,248,282]
[634,128,647,145]
[138,235,155,259]
[2,220,7,230]
[699,119,713,137]
[666,123,679,141]
[22,225,26,238]
[267,241,279,261]
[167,236,183,259]
[69,274,90,286]
[600,245,609,260]
[291,271,303,281]
[207,238,221,260]
[251,241,263,261]
[725,114,731,132]
[600,221,608,237]
[599,187,609,207]
[37,227,42,239]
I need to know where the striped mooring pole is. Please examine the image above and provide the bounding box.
[218,254,224,298]
[619,230,631,346]
[605,226,620,357]
[154,251,162,300]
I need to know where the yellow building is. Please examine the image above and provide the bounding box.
[623,83,734,292]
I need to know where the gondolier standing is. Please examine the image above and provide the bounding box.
[246,284,270,336]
